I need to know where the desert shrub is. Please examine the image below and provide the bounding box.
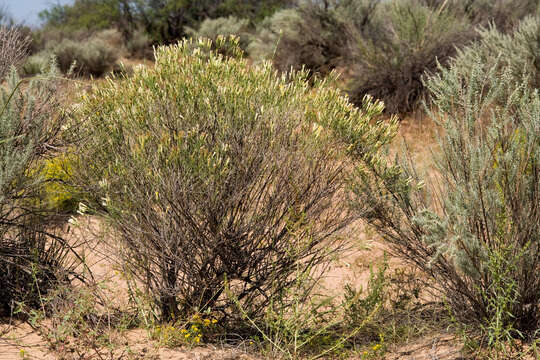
[419,0,538,32]
[73,37,394,323]
[21,52,50,76]
[446,16,540,104]
[53,36,118,77]
[126,28,153,59]
[457,0,538,33]
[248,4,354,77]
[347,1,473,114]
[0,53,77,315]
[92,28,125,52]
[185,16,251,51]
[344,54,540,343]
[0,26,30,79]
[17,282,143,359]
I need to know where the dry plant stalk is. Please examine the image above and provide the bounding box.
[0,26,30,79]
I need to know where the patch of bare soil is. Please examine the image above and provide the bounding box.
[384,333,466,360]
[0,321,55,360]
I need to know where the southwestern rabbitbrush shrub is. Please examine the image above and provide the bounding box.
[74,37,396,323]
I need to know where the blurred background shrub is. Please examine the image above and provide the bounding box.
[347,1,474,114]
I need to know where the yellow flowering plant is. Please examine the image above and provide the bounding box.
[151,312,219,348]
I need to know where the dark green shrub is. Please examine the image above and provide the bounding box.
[73,38,393,323]
[347,1,473,114]
[0,46,76,316]
[342,46,540,344]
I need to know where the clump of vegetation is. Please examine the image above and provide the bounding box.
[52,35,119,77]
[248,4,353,76]
[21,52,54,76]
[446,0,539,33]
[0,25,30,78]
[347,1,473,114]
[38,155,79,214]
[446,15,540,103]
[0,28,76,316]
[343,32,540,357]
[73,37,395,325]
[126,28,153,59]
[185,16,250,51]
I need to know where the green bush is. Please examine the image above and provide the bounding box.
[347,1,473,114]
[38,154,79,214]
[53,35,118,77]
[344,41,540,345]
[73,37,394,323]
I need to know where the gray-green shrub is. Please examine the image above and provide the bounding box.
[445,16,540,104]
[343,53,540,341]
[53,35,118,77]
[347,0,473,114]
[73,37,394,323]
[21,51,54,76]
[0,52,76,315]
[247,5,353,76]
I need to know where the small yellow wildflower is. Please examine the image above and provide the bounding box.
[191,325,199,332]
[192,314,200,320]
[184,333,190,338]
[203,318,211,326]
[211,319,217,324]
[180,329,188,334]
[372,344,381,351]
[195,336,201,343]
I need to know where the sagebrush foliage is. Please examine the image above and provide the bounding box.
[347,0,473,114]
[345,50,540,339]
[52,34,118,77]
[248,5,353,76]
[445,16,540,104]
[73,37,395,323]
[0,60,76,315]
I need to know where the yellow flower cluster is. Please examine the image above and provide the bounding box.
[360,333,385,359]
[152,313,219,348]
